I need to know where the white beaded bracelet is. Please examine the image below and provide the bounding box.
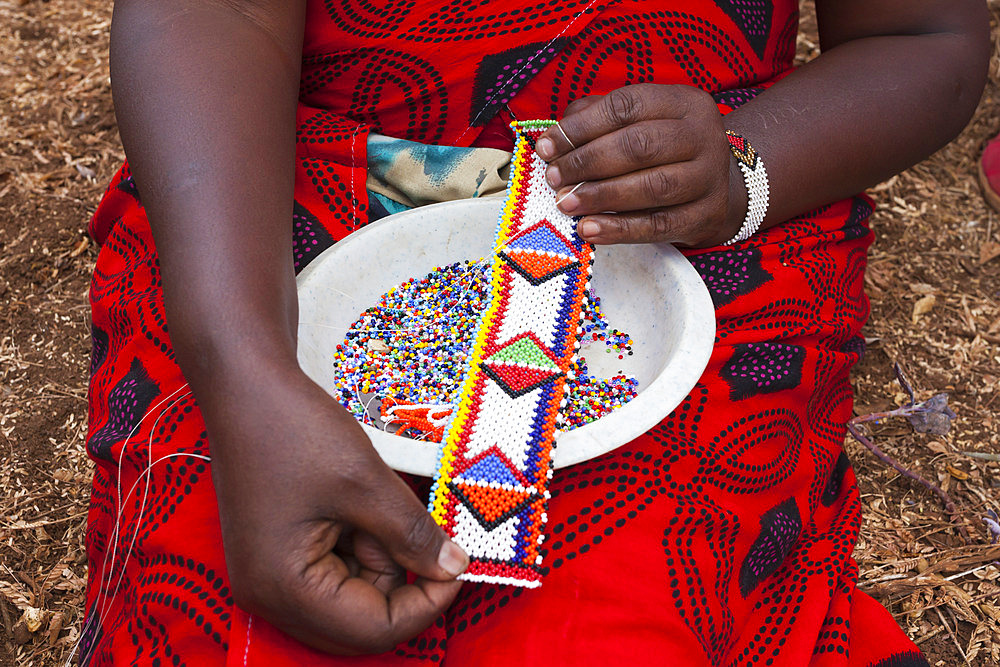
[723,130,769,245]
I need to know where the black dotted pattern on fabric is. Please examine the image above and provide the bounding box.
[691,247,773,308]
[821,453,851,508]
[721,342,806,401]
[547,11,754,118]
[87,357,160,462]
[291,200,335,274]
[739,497,801,597]
[711,0,773,60]
[713,86,764,110]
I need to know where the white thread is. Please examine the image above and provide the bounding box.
[352,381,369,425]
[555,181,586,206]
[380,416,402,431]
[322,285,357,302]
[362,392,382,422]
[82,448,215,659]
[243,615,254,666]
[457,0,604,142]
[99,392,196,627]
[350,124,363,225]
[555,121,577,150]
[64,381,203,665]
[354,381,381,426]
[101,449,212,623]
[63,614,94,666]
[96,384,191,625]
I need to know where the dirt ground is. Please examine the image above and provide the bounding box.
[1,1,999,665]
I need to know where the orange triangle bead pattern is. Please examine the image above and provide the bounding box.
[428,120,595,587]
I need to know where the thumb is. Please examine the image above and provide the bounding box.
[348,469,469,581]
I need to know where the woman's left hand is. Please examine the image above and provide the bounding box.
[535,83,745,248]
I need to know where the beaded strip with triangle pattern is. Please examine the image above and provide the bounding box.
[428,120,594,587]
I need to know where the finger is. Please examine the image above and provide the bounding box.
[343,466,469,582]
[535,96,605,161]
[536,121,579,162]
[545,120,696,190]
[360,566,406,595]
[353,531,407,594]
[387,577,462,639]
[326,572,459,654]
[536,97,604,160]
[577,204,703,245]
[538,84,691,162]
[554,162,703,217]
[338,552,363,578]
[563,94,604,117]
[332,526,362,576]
[277,552,461,655]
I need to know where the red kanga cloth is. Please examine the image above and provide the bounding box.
[81,1,928,665]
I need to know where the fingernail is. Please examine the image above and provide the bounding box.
[580,220,601,238]
[438,540,469,577]
[557,191,579,212]
[536,137,555,160]
[546,165,562,188]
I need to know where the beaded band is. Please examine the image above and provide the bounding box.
[723,130,769,245]
[428,120,594,588]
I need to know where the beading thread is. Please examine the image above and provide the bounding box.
[428,120,595,587]
[724,130,769,245]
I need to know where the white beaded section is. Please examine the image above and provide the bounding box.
[453,503,520,561]
[724,153,769,245]
[458,572,543,588]
[496,270,569,346]
[462,380,544,471]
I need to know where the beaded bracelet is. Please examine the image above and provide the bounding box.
[723,130,769,245]
[428,120,594,587]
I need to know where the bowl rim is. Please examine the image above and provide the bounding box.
[296,198,715,476]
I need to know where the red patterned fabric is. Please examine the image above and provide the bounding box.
[81,1,928,665]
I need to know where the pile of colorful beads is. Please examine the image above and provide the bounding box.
[331,259,638,439]
[581,293,634,360]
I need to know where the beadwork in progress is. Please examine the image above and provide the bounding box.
[425,120,595,587]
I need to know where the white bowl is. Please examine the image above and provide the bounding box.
[296,198,714,476]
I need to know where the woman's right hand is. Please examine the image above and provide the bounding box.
[203,362,468,654]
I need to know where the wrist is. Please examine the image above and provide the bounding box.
[172,315,302,392]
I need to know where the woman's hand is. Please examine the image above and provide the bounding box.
[535,84,746,248]
[204,362,467,654]
[535,3,989,247]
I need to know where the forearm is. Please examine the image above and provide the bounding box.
[726,3,989,227]
[110,0,306,388]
